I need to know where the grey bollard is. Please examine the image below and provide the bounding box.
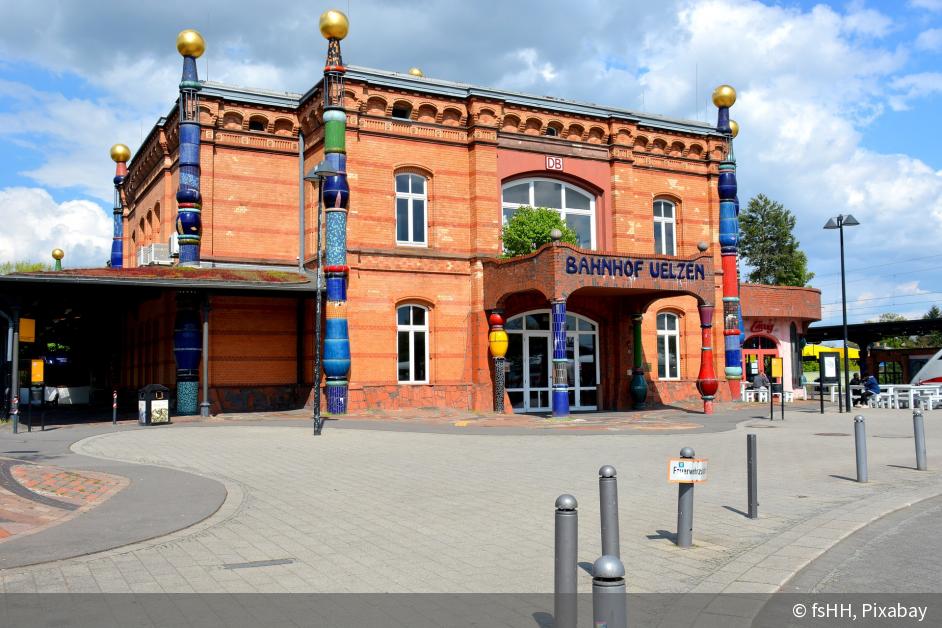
[854,415,868,483]
[112,390,117,426]
[747,434,758,519]
[677,446,695,548]
[554,494,578,628]
[599,465,620,558]
[914,410,927,471]
[592,555,627,628]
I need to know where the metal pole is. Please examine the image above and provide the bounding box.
[781,380,785,421]
[599,465,620,558]
[298,130,305,273]
[840,220,851,413]
[11,310,18,434]
[200,297,210,418]
[592,555,627,628]
[769,378,773,421]
[913,409,927,471]
[313,176,324,436]
[747,434,758,519]
[112,390,117,425]
[837,358,844,413]
[554,494,578,628]
[676,446,695,547]
[819,354,825,414]
[854,415,868,482]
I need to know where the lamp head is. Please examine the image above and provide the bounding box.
[823,217,840,230]
[842,214,860,227]
[304,160,341,181]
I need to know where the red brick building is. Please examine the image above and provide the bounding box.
[2,66,821,416]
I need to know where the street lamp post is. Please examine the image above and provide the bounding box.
[304,161,341,436]
[824,213,860,413]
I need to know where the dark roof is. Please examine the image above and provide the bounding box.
[0,266,314,292]
[806,318,942,343]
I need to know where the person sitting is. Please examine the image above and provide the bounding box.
[850,373,862,404]
[850,373,861,386]
[858,372,881,407]
[752,371,770,390]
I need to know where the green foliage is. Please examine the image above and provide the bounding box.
[501,206,578,257]
[869,309,942,348]
[0,261,50,275]
[739,194,814,286]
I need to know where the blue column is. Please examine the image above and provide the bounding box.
[551,300,569,417]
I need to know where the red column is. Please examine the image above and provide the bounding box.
[696,303,719,414]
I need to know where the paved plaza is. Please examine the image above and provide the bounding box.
[0,405,939,596]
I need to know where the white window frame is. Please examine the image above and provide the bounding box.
[397,304,430,384]
[395,173,428,247]
[656,312,681,380]
[653,199,677,256]
[501,178,596,249]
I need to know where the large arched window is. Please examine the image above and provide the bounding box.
[397,304,429,383]
[653,199,676,255]
[502,178,595,249]
[656,312,681,380]
[395,173,427,246]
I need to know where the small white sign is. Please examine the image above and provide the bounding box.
[823,355,837,379]
[668,458,708,483]
[546,155,563,170]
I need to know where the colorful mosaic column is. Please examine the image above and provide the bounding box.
[713,85,743,382]
[175,30,205,265]
[319,10,351,414]
[696,303,720,415]
[173,291,201,414]
[109,144,130,268]
[551,300,569,417]
[488,311,508,413]
[629,313,647,409]
[172,30,205,415]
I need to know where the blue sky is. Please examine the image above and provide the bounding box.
[1,0,941,326]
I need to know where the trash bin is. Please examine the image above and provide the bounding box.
[138,384,171,425]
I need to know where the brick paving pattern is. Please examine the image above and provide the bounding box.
[0,406,937,595]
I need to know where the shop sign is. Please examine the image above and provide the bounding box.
[771,357,784,379]
[565,255,705,281]
[545,155,563,170]
[668,458,708,483]
[750,320,775,335]
[20,318,35,343]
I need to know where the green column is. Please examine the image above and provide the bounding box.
[630,313,647,408]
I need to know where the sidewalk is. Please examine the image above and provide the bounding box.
[0,404,937,595]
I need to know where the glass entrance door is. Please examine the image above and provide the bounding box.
[505,310,599,413]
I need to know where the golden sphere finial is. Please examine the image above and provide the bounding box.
[712,84,736,108]
[176,29,206,58]
[110,143,131,163]
[319,10,349,40]
[729,120,739,138]
[52,248,64,261]
[408,67,424,77]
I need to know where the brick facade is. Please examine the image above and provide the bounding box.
[119,68,819,413]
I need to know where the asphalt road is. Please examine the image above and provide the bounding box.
[784,494,942,593]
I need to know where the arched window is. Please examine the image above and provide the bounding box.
[501,178,595,249]
[395,173,428,245]
[248,117,266,132]
[391,102,412,120]
[397,304,429,383]
[657,312,681,380]
[653,199,676,255]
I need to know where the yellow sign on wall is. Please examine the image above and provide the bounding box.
[30,359,44,384]
[771,357,784,379]
[20,318,35,343]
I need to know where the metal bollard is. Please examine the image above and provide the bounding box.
[747,434,758,519]
[592,555,627,628]
[554,494,578,628]
[112,390,118,426]
[599,465,620,558]
[854,415,868,483]
[11,396,18,434]
[676,446,695,548]
[913,410,927,471]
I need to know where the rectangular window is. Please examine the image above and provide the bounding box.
[397,331,410,381]
[395,173,428,246]
[396,198,409,242]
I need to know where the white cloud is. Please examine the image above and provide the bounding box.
[496,49,559,90]
[916,27,942,51]
[0,187,112,267]
[911,0,942,11]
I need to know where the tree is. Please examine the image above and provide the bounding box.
[501,206,578,257]
[870,312,912,348]
[739,194,814,286]
[920,305,942,347]
[0,261,50,275]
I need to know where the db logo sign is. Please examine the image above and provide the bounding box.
[545,156,563,171]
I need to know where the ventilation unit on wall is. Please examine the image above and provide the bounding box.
[168,233,179,258]
[138,243,172,266]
